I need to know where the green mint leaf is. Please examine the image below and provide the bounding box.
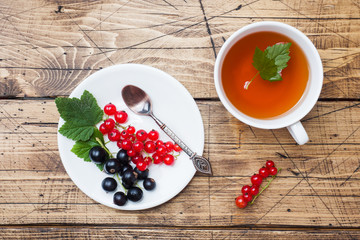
[268,73,282,81]
[265,42,291,72]
[252,43,291,82]
[71,128,105,163]
[55,90,103,141]
[96,163,104,171]
[59,122,94,142]
[71,141,93,162]
[252,47,278,81]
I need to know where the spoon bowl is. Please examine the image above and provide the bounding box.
[122,85,152,115]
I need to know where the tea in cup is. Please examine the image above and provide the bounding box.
[214,21,323,145]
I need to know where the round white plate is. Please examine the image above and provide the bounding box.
[57,64,204,210]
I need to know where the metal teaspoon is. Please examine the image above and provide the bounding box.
[121,85,212,175]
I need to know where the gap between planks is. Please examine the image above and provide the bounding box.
[0,223,360,231]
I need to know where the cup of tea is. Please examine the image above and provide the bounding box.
[214,21,323,145]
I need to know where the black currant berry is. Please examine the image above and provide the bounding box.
[127,187,143,202]
[122,181,132,189]
[104,158,122,174]
[120,164,133,176]
[89,146,108,164]
[113,192,127,206]
[143,178,156,191]
[122,169,138,186]
[101,177,117,192]
[116,149,130,164]
[134,167,149,180]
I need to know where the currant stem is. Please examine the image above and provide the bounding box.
[115,122,126,130]
[249,168,282,205]
[245,71,260,90]
[143,150,154,163]
[95,137,113,158]
[136,182,143,190]
[116,173,127,193]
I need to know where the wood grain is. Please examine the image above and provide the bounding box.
[0,0,359,98]
[0,226,359,240]
[0,99,359,228]
[1,0,359,239]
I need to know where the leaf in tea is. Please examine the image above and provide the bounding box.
[246,42,292,89]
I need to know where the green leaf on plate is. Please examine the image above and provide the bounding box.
[59,122,94,142]
[55,90,103,141]
[71,128,106,166]
[96,163,104,171]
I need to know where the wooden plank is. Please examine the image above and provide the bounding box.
[0,0,359,98]
[1,175,360,227]
[0,99,359,227]
[0,227,359,240]
[1,176,360,226]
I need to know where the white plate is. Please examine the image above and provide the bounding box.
[57,64,204,210]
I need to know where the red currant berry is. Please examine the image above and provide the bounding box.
[120,129,129,139]
[269,167,278,176]
[266,160,275,169]
[156,145,167,156]
[165,141,174,152]
[132,155,143,164]
[128,135,136,142]
[235,195,247,208]
[99,123,108,134]
[243,193,253,203]
[104,118,115,131]
[241,185,251,195]
[152,153,163,164]
[163,154,175,165]
[104,103,117,115]
[148,129,159,141]
[155,140,164,146]
[127,149,136,157]
[250,185,259,196]
[121,139,132,150]
[259,167,270,178]
[174,144,182,152]
[114,111,128,124]
[251,174,263,186]
[133,140,144,152]
[127,126,135,135]
[144,141,156,153]
[136,160,147,171]
[144,156,152,166]
[136,129,148,142]
[108,129,121,141]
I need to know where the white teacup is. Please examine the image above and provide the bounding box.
[214,21,323,145]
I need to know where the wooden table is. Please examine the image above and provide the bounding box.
[0,0,359,239]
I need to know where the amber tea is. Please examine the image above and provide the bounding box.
[221,31,309,119]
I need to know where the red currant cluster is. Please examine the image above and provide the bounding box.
[99,103,182,171]
[235,160,279,209]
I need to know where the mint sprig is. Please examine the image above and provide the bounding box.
[246,42,291,89]
[55,90,103,141]
[56,90,108,171]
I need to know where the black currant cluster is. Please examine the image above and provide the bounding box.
[89,146,156,206]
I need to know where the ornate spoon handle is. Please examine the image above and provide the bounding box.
[150,113,212,175]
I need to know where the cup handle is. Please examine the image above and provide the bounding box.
[286,121,309,145]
